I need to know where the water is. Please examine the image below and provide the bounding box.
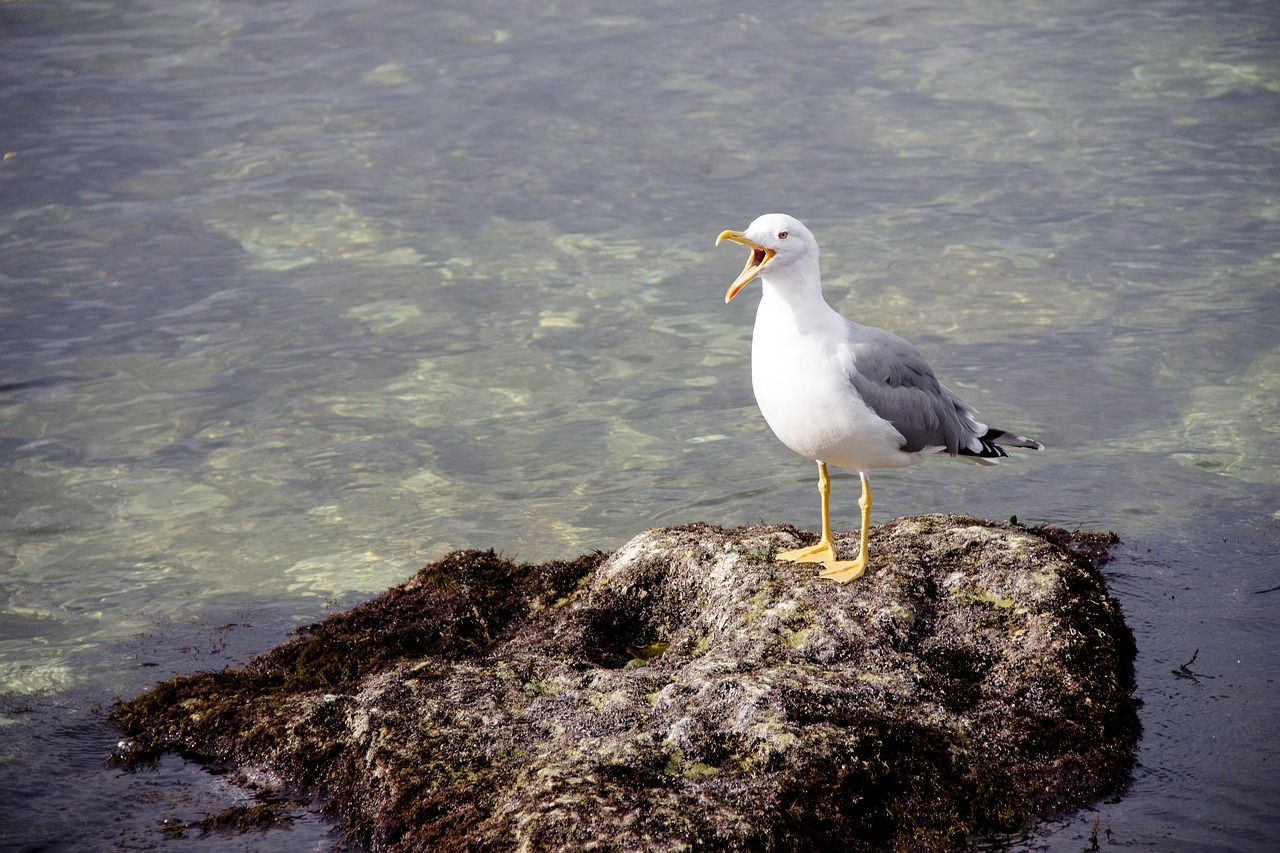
[2,0,1277,849]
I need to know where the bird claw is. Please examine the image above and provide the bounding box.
[776,541,837,564]
[776,541,868,583]
[818,556,867,583]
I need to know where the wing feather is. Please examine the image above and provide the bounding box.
[838,323,978,456]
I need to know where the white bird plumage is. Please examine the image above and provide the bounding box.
[717,213,1043,582]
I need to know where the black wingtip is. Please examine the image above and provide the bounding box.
[959,440,1011,461]
[959,428,1044,460]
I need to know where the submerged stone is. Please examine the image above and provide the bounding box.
[114,515,1139,851]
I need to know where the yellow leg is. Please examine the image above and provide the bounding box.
[820,472,870,583]
[776,463,869,582]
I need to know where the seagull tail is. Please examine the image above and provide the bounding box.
[958,427,1045,465]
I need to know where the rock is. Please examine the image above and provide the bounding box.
[114,515,1139,851]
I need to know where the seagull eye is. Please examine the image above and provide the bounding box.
[777,230,789,240]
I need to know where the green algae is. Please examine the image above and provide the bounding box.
[164,803,295,837]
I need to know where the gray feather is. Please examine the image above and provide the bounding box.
[839,323,981,456]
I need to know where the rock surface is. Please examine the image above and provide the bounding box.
[115,516,1139,851]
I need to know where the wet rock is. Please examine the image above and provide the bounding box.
[115,515,1139,851]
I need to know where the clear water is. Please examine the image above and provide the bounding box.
[2,0,1277,849]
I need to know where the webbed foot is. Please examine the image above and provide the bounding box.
[818,553,867,583]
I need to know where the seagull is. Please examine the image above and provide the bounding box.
[717,213,1043,582]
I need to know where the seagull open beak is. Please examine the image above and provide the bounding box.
[716,230,775,303]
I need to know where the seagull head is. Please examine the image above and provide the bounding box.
[716,213,818,303]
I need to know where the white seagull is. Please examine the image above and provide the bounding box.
[717,213,1043,582]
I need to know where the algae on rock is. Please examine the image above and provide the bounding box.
[115,515,1139,851]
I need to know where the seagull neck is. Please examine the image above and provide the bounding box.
[759,262,832,317]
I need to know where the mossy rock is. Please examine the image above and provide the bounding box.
[115,515,1139,851]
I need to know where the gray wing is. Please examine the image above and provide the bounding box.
[838,322,978,456]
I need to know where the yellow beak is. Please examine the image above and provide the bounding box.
[716,229,775,303]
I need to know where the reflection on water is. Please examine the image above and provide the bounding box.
[1,0,1277,849]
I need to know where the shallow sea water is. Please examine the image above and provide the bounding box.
[2,0,1277,849]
